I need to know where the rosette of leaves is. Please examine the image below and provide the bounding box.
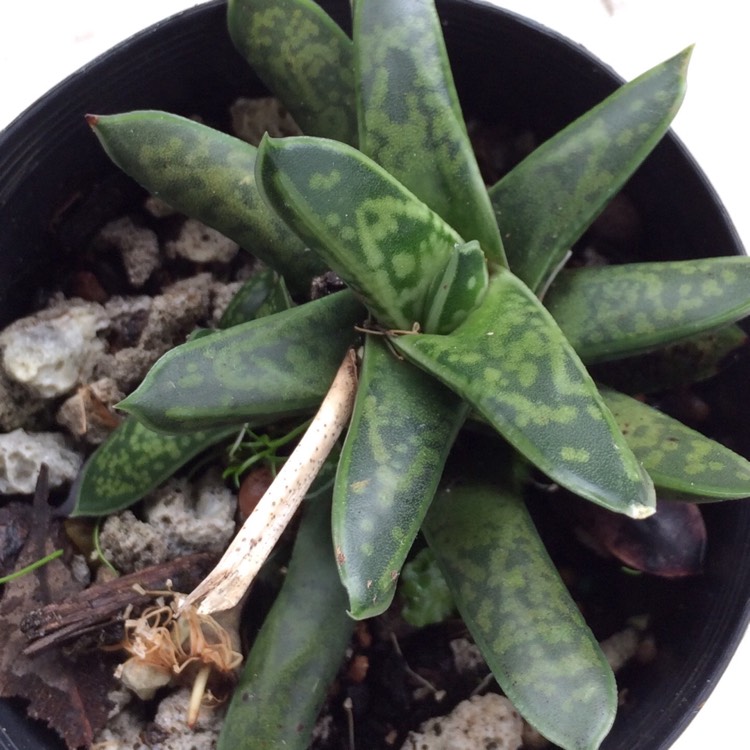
[76,0,750,747]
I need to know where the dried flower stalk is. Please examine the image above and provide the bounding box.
[183,349,358,616]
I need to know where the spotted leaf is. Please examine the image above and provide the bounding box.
[354,0,505,266]
[255,134,462,330]
[424,470,616,750]
[393,269,655,517]
[547,257,750,363]
[119,291,364,433]
[69,421,238,517]
[602,387,750,499]
[591,325,747,394]
[71,268,295,517]
[332,336,467,618]
[490,47,691,292]
[227,0,356,146]
[218,268,292,329]
[423,239,489,334]
[87,111,325,293]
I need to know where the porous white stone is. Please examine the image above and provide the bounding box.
[400,693,524,750]
[165,218,239,264]
[230,96,302,145]
[152,688,223,748]
[0,301,107,398]
[144,194,178,218]
[143,469,236,558]
[98,510,169,573]
[0,429,82,494]
[137,273,214,352]
[97,216,161,287]
[450,637,487,675]
[601,624,642,672]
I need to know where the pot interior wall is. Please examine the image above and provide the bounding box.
[0,1,748,748]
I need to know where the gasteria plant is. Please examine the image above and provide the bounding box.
[70,0,750,747]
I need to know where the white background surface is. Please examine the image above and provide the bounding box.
[0,1,746,748]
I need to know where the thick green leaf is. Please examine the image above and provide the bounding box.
[490,47,691,292]
[592,325,748,394]
[602,388,750,499]
[424,472,616,750]
[217,494,353,750]
[332,336,466,618]
[255,134,462,330]
[546,258,750,363]
[69,420,237,517]
[88,111,325,293]
[227,0,357,146]
[119,291,364,432]
[393,269,655,517]
[354,0,505,267]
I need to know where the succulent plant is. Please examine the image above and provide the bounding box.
[73,0,750,747]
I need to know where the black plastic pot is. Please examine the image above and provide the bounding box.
[1,1,748,748]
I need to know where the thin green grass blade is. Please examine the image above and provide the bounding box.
[547,257,750,363]
[490,47,691,292]
[332,336,467,618]
[354,0,505,266]
[393,269,655,517]
[227,0,356,146]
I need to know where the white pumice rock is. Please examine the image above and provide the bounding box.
[165,218,239,264]
[0,300,108,398]
[152,688,223,748]
[601,623,642,672]
[210,279,245,324]
[97,216,161,287]
[94,688,223,750]
[230,96,302,145]
[0,370,46,432]
[69,553,92,586]
[400,693,524,750]
[137,273,214,352]
[92,275,214,392]
[103,294,153,345]
[143,469,236,558]
[450,637,487,675]
[94,346,163,394]
[99,510,170,573]
[144,194,178,218]
[0,429,82,494]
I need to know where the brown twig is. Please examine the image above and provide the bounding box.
[21,553,215,656]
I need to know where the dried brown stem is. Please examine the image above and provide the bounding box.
[21,553,215,655]
[184,349,358,616]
